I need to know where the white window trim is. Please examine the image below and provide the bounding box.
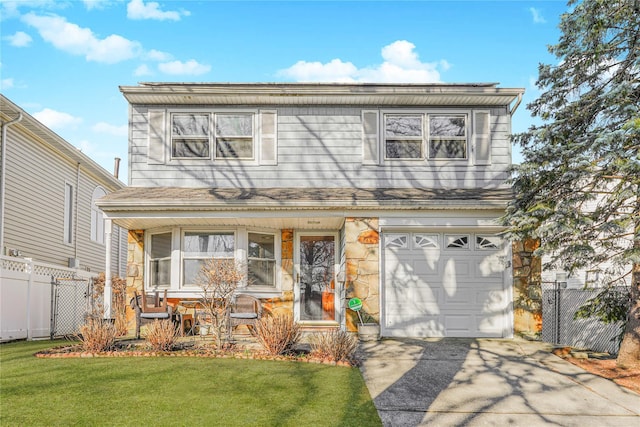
[145,229,174,291]
[180,229,237,289]
[167,109,259,165]
[380,109,472,165]
[90,186,107,245]
[427,113,469,161]
[246,230,282,292]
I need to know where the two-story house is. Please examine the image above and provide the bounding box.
[98,82,528,338]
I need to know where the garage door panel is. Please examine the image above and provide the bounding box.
[383,231,510,338]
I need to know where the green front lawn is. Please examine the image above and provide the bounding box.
[1,340,381,427]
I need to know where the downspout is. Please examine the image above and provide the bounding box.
[0,113,23,255]
[74,162,81,261]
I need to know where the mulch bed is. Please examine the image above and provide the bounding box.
[34,342,355,367]
[565,357,640,394]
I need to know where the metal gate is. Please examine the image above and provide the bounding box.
[50,276,93,338]
[542,283,624,355]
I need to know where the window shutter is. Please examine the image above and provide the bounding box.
[362,110,380,165]
[148,109,166,165]
[473,110,491,165]
[259,110,277,165]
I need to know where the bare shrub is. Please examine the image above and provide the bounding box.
[91,273,128,336]
[144,319,179,351]
[255,313,301,355]
[196,258,245,348]
[309,329,358,362]
[78,318,117,352]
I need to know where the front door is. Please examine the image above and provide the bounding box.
[295,233,338,323]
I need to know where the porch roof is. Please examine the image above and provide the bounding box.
[97,187,511,229]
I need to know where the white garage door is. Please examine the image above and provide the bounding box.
[383,231,510,338]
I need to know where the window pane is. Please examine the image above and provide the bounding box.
[216,114,253,136]
[172,114,209,136]
[248,259,275,287]
[215,138,253,159]
[183,232,234,257]
[151,233,172,258]
[429,139,466,159]
[183,259,204,286]
[248,233,275,259]
[430,116,465,137]
[151,259,171,287]
[386,140,422,159]
[172,139,210,158]
[385,116,422,137]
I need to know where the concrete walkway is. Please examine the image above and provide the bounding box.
[357,338,640,427]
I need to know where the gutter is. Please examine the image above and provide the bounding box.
[0,112,23,255]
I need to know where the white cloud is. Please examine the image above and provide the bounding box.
[278,40,447,83]
[21,13,142,64]
[158,59,211,75]
[7,31,33,47]
[144,49,172,61]
[32,108,82,130]
[127,0,190,21]
[92,122,128,136]
[529,7,546,24]
[134,64,153,76]
[83,0,112,11]
[1,78,15,90]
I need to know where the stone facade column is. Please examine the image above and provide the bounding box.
[344,218,379,331]
[125,230,144,330]
[512,239,542,337]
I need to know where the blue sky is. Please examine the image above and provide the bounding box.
[1,0,568,183]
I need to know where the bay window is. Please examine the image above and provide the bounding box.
[182,231,235,286]
[248,232,276,288]
[150,232,172,288]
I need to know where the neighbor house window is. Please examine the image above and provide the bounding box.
[384,114,423,159]
[171,113,210,158]
[182,231,235,286]
[215,113,254,159]
[90,187,107,244]
[428,115,467,159]
[63,183,74,244]
[248,232,276,287]
[150,233,172,288]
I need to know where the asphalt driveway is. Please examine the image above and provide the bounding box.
[357,338,640,427]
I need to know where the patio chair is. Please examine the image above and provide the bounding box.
[131,290,174,339]
[227,294,262,340]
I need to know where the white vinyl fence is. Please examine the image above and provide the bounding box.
[0,256,95,342]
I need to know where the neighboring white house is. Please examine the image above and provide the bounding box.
[98,82,527,338]
[1,95,128,341]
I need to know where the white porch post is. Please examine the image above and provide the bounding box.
[103,219,113,319]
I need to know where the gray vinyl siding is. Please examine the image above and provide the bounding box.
[3,125,124,274]
[129,105,512,189]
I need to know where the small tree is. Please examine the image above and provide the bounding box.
[196,258,245,348]
[502,0,639,366]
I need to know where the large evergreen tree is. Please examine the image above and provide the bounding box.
[502,0,639,366]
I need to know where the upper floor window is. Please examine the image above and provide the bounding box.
[170,113,254,160]
[428,115,467,159]
[90,187,107,244]
[171,114,210,158]
[215,114,254,159]
[383,113,468,161]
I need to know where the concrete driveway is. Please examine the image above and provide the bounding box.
[357,338,640,427]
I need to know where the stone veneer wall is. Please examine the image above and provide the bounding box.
[512,239,542,336]
[125,230,145,329]
[345,218,380,331]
